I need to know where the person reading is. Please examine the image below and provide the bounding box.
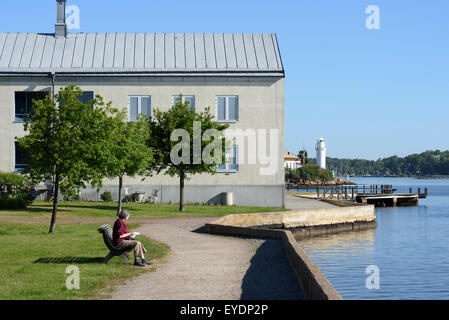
[113,210,151,267]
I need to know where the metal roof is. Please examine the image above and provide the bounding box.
[0,33,284,77]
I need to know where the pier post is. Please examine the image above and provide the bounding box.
[418,188,421,195]
[316,187,319,199]
[351,187,354,201]
[409,188,412,194]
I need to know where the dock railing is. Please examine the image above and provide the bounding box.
[287,184,428,201]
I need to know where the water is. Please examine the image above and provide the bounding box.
[298,177,449,299]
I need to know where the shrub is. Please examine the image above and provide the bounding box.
[0,198,27,210]
[100,191,113,202]
[0,172,33,204]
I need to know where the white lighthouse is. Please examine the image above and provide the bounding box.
[315,138,326,169]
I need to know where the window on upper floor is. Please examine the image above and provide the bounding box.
[129,96,151,121]
[58,91,95,107]
[14,91,49,122]
[217,96,238,122]
[218,145,238,172]
[77,91,94,105]
[173,95,195,110]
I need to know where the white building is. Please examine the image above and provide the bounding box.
[0,0,285,207]
[315,138,326,169]
[284,150,302,170]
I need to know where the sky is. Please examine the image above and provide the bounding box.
[1,0,448,160]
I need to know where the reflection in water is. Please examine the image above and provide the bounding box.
[297,178,449,300]
[298,228,376,255]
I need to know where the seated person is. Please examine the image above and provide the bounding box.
[113,210,151,267]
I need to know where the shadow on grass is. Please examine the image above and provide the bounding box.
[10,207,70,213]
[54,204,117,211]
[33,257,104,264]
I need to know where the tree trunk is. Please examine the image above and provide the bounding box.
[117,175,123,216]
[49,174,59,234]
[179,174,185,212]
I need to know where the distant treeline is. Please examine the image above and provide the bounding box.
[314,150,449,177]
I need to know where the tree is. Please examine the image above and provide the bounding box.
[106,116,153,215]
[17,84,122,233]
[298,149,309,164]
[147,95,228,211]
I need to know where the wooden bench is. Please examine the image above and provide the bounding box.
[98,224,132,264]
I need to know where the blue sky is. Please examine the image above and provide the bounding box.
[1,0,448,160]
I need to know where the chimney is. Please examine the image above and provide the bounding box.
[55,0,67,37]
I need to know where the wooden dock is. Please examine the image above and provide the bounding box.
[286,184,428,207]
[356,193,419,207]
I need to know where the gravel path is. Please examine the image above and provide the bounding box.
[109,220,303,300]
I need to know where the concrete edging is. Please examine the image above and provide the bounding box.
[204,223,343,300]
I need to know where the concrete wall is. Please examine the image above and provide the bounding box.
[210,205,376,229]
[0,76,285,207]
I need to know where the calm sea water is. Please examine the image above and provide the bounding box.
[298,177,449,300]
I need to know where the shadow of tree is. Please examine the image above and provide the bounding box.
[240,240,304,300]
[33,257,104,264]
[55,204,117,211]
[11,207,70,213]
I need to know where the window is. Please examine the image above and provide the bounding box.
[15,91,48,122]
[218,145,238,172]
[15,142,29,173]
[77,91,94,104]
[58,91,94,108]
[129,96,151,121]
[173,95,195,110]
[217,96,238,122]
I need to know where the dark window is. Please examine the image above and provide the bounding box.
[58,91,94,107]
[15,142,29,173]
[15,91,48,122]
[78,91,94,104]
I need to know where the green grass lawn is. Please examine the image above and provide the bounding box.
[0,222,170,300]
[0,200,286,219]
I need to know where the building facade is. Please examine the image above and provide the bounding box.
[284,150,302,170]
[0,1,285,207]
